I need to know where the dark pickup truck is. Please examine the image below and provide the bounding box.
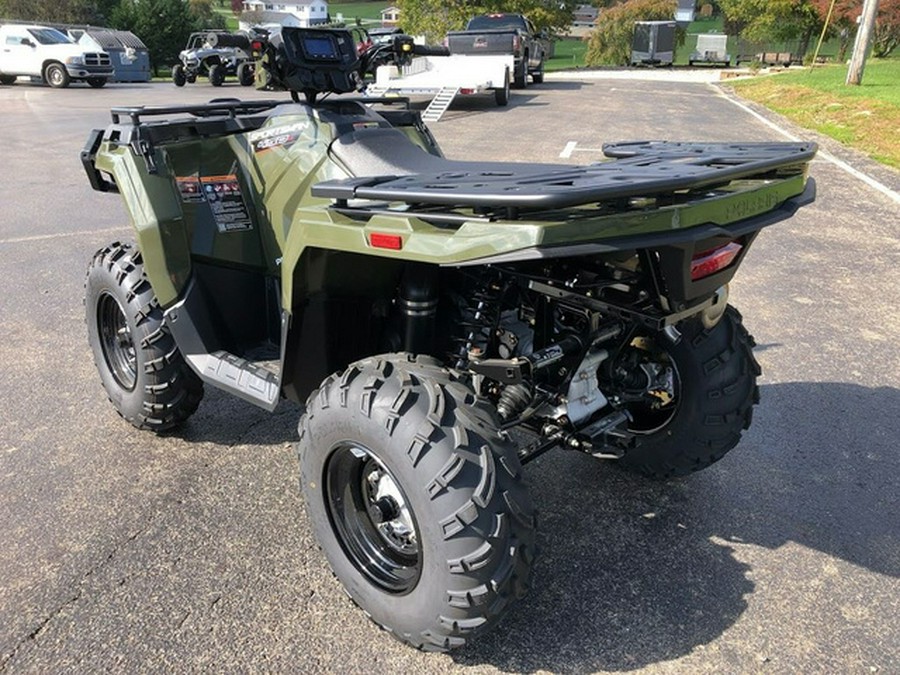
[446,13,546,88]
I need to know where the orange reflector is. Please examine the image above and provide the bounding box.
[369,233,403,250]
[691,241,742,281]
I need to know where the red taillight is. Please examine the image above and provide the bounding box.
[512,35,520,50]
[460,88,474,95]
[690,241,742,281]
[369,233,403,250]
[251,40,264,51]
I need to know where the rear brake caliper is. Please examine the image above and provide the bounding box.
[608,337,677,409]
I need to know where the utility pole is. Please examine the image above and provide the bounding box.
[846,0,880,85]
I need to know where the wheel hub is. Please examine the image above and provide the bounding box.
[365,466,418,556]
[97,292,137,391]
[325,443,422,594]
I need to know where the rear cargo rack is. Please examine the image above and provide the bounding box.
[313,141,816,218]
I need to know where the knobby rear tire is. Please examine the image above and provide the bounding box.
[298,354,536,652]
[619,306,761,479]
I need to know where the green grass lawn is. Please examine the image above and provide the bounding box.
[329,2,387,23]
[731,58,900,168]
[546,38,588,71]
[212,7,239,31]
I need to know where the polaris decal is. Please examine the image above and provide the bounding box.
[249,122,308,153]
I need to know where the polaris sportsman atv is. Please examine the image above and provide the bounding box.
[81,27,816,651]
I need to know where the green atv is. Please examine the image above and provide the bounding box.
[81,27,816,651]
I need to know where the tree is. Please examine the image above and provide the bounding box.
[732,0,900,60]
[874,0,900,55]
[0,0,115,23]
[190,0,227,29]
[112,0,199,74]
[720,0,819,53]
[397,0,576,44]
[807,0,860,60]
[396,1,470,43]
[585,0,681,66]
[718,0,821,57]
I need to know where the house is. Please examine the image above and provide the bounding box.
[239,10,304,31]
[675,0,695,24]
[380,6,401,27]
[573,4,599,27]
[241,1,329,27]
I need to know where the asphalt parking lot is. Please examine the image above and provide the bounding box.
[0,75,898,672]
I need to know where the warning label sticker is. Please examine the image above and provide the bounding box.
[200,174,253,233]
[176,176,204,203]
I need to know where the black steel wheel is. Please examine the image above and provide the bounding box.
[172,64,186,87]
[606,306,760,478]
[531,60,544,84]
[45,62,70,88]
[85,242,203,431]
[325,443,422,593]
[298,354,536,651]
[96,292,137,392]
[87,77,106,88]
[0,74,17,85]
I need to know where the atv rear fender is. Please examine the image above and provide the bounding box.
[82,100,816,407]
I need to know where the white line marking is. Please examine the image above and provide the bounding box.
[560,141,577,159]
[0,226,130,246]
[713,86,900,206]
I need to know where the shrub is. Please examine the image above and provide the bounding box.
[585,0,681,66]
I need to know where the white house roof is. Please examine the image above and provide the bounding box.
[245,1,318,6]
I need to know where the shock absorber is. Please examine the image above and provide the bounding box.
[399,265,438,355]
[453,276,504,369]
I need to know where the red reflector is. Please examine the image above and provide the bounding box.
[251,40,263,51]
[369,233,403,250]
[460,88,474,95]
[691,241,742,281]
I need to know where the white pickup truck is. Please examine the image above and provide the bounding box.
[0,24,113,88]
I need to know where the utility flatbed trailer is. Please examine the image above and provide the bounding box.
[369,53,513,123]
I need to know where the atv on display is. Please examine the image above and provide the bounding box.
[172,30,256,87]
[82,27,816,652]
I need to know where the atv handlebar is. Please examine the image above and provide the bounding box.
[253,27,449,103]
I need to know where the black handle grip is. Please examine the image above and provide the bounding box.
[412,44,450,57]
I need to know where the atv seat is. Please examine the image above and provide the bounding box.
[327,127,566,179]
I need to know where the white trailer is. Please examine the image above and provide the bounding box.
[689,34,732,67]
[369,53,513,122]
